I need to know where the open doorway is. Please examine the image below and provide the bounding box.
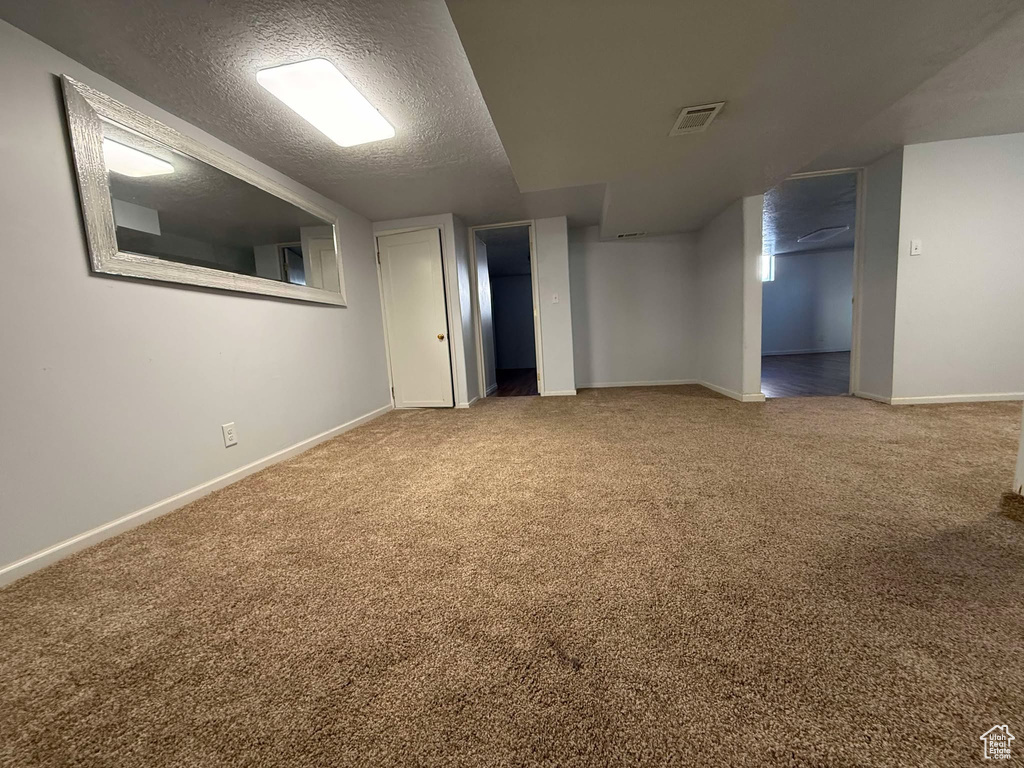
[472,224,539,397]
[760,172,858,398]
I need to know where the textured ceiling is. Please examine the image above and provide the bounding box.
[3,0,1022,237]
[104,122,324,249]
[763,174,857,256]
[0,0,603,228]
[476,225,531,277]
[445,0,1023,236]
[805,9,1024,172]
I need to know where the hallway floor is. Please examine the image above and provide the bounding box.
[761,351,851,398]
[494,367,538,397]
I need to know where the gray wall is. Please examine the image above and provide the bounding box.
[491,275,536,369]
[533,216,576,395]
[118,229,257,275]
[856,149,903,400]
[739,195,764,398]
[696,196,764,400]
[569,226,698,387]
[696,200,745,397]
[453,215,479,403]
[891,133,1024,401]
[474,237,497,393]
[1016,406,1024,495]
[762,249,854,355]
[0,21,391,572]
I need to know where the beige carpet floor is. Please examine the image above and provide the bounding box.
[2,386,1023,767]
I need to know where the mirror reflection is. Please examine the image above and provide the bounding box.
[100,119,340,291]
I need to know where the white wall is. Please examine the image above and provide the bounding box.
[569,226,699,387]
[855,149,903,401]
[534,216,576,395]
[696,197,766,401]
[762,249,854,355]
[0,21,391,579]
[491,275,536,369]
[474,237,497,393]
[890,134,1024,403]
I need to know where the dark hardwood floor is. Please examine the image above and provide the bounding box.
[760,351,850,398]
[495,368,539,397]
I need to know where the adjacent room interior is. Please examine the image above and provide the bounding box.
[474,225,538,397]
[1,2,1023,766]
[760,172,857,398]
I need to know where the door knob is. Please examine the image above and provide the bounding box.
[437,333,445,341]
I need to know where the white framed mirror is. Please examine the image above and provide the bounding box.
[61,75,346,306]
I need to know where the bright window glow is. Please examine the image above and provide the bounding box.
[257,58,395,147]
[761,252,775,282]
[102,139,174,177]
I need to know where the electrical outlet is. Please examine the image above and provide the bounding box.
[221,422,237,447]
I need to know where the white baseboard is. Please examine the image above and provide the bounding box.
[541,389,577,397]
[889,392,1024,405]
[580,379,699,389]
[854,391,1022,406]
[763,347,851,356]
[456,395,479,409]
[854,391,892,404]
[698,381,765,403]
[486,384,498,396]
[0,403,394,588]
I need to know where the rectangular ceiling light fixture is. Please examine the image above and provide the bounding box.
[102,138,174,177]
[257,58,395,147]
[797,225,850,244]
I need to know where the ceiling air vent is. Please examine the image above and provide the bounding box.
[669,101,725,136]
[616,232,647,239]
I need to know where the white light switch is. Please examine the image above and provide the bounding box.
[222,422,237,447]
[910,239,922,256]
[552,293,559,304]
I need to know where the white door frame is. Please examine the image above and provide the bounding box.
[772,167,865,396]
[374,225,457,408]
[468,220,545,397]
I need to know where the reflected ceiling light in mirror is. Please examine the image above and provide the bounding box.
[256,58,395,147]
[102,138,174,177]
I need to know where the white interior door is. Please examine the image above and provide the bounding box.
[308,236,339,292]
[378,229,454,408]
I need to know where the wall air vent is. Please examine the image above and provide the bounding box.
[797,225,850,244]
[616,232,647,239]
[669,101,725,136]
